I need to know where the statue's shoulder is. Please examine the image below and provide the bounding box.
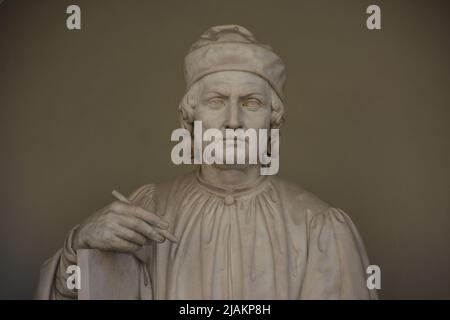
[270,176,330,217]
[128,171,197,209]
[154,170,197,195]
[130,171,195,199]
[128,183,157,209]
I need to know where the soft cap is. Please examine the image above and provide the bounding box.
[184,25,286,99]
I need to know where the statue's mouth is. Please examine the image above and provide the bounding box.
[223,137,246,143]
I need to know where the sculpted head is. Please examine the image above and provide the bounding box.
[173,25,286,174]
[179,25,286,135]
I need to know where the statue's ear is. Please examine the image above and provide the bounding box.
[270,91,285,130]
[178,84,199,135]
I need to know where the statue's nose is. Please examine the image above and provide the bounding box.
[225,101,243,129]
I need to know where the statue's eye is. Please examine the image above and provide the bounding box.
[241,98,262,109]
[207,98,225,109]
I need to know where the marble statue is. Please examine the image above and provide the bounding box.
[35,25,377,300]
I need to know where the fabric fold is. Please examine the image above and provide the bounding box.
[35,170,377,300]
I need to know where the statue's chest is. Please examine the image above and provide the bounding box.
[153,200,298,299]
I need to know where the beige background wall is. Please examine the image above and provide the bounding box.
[1,0,449,299]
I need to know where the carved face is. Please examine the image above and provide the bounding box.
[193,70,273,167]
[194,71,272,132]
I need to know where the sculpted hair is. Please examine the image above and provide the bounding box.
[178,80,285,134]
[178,82,201,134]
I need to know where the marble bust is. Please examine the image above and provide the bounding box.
[35,25,377,300]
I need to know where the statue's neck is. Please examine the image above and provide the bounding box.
[199,164,262,190]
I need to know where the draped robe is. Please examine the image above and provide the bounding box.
[35,170,377,299]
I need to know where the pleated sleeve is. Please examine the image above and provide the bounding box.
[300,207,378,299]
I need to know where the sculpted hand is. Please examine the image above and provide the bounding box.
[73,200,172,253]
